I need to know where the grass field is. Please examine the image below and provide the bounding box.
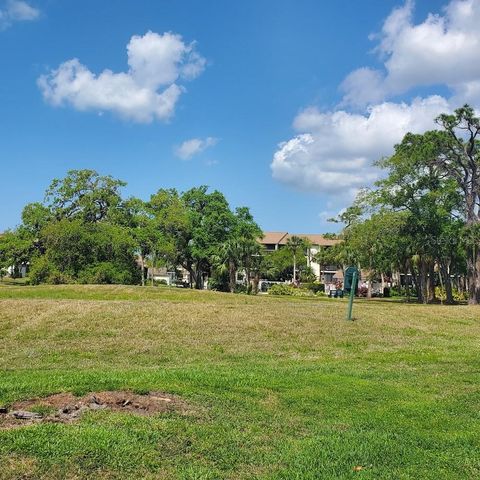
[0,285,479,479]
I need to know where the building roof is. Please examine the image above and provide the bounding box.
[260,231,289,245]
[289,234,341,247]
[259,231,341,247]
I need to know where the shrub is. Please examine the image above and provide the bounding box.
[390,286,417,297]
[208,269,230,292]
[78,262,134,285]
[301,282,325,294]
[268,283,295,295]
[29,256,52,284]
[29,256,72,285]
[234,284,248,294]
[47,271,74,285]
[435,286,468,302]
[292,288,314,297]
[299,268,316,283]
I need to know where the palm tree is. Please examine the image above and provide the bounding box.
[239,238,262,293]
[215,239,242,293]
[286,236,305,283]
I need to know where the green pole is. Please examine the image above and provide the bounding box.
[346,270,357,321]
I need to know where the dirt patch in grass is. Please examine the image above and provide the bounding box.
[0,390,188,429]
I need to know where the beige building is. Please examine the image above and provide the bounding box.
[259,231,342,283]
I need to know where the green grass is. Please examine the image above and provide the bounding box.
[0,285,479,479]
[0,277,28,286]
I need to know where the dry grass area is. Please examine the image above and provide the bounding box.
[0,285,479,479]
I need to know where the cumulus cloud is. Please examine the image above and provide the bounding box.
[0,0,39,29]
[271,96,449,195]
[272,0,480,197]
[38,31,206,123]
[341,0,480,107]
[174,137,218,160]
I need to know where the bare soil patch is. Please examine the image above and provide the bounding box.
[0,391,188,429]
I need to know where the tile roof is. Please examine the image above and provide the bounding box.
[259,232,341,247]
[260,231,289,245]
[289,234,342,247]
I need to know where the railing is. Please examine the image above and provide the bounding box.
[320,265,339,272]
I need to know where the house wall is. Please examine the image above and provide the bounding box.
[307,246,339,282]
[7,265,28,278]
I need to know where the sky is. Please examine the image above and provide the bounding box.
[1,0,479,233]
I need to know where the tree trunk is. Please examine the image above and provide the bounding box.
[418,258,429,304]
[252,274,260,294]
[475,249,480,304]
[151,252,155,287]
[458,275,465,295]
[245,267,252,294]
[195,274,202,290]
[439,262,454,305]
[464,191,480,304]
[140,254,145,287]
[229,261,236,293]
[467,245,480,305]
[186,263,195,289]
[293,254,297,283]
[427,261,436,303]
[411,264,423,304]
[404,271,411,301]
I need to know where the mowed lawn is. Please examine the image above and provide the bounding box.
[0,285,479,479]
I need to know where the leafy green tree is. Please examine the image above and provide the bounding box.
[285,236,306,283]
[149,188,191,284]
[180,186,235,289]
[231,207,262,292]
[214,239,242,293]
[45,169,126,223]
[30,219,139,285]
[344,211,410,299]
[21,202,52,236]
[206,204,262,293]
[21,170,140,285]
[116,197,153,286]
[262,243,307,282]
[39,218,94,277]
[248,247,267,294]
[435,105,480,304]
[374,130,464,303]
[5,170,265,290]
[0,230,33,278]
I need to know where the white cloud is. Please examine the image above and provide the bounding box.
[272,0,480,197]
[38,31,206,123]
[271,96,449,194]
[174,137,218,160]
[340,68,388,108]
[0,0,39,29]
[341,0,480,107]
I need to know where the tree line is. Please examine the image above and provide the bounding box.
[0,170,266,290]
[318,105,480,305]
[2,105,479,304]
[0,170,318,292]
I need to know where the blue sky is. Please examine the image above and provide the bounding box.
[1,0,477,233]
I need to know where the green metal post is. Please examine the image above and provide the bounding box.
[346,270,357,321]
